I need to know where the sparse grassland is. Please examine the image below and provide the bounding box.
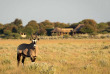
[0,39,110,74]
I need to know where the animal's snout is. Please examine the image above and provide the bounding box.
[33,41,36,44]
[34,44,36,47]
[32,39,37,47]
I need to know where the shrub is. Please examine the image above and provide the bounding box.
[101,36,106,39]
[12,33,20,39]
[1,59,11,65]
[26,63,56,74]
[0,47,3,49]
[99,59,109,67]
[103,45,110,49]
[63,35,70,38]
[4,30,12,36]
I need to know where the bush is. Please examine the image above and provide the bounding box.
[101,36,106,39]
[63,35,70,38]
[38,28,47,35]
[101,31,108,34]
[79,19,98,34]
[99,59,109,67]
[103,45,110,49]
[12,33,20,39]
[26,63,56,74]
[4,30,12,35]
[3,33,21,39]
[1,59,11,65]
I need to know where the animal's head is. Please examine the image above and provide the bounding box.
[30,34,39,47]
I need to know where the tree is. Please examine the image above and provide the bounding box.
[80,25,94,33]
[26,20,39,33]
[39,20,54,29]
[0,23,4,34]
[12,33,21,39]
[70,23,79,29]
[79,19,97,34]
[41,20,53,25]
[107,22,110,27]
[23,26,34,36]
[12,26,18,33]
[13,18,22,26]
[4,29,12,35]
[17,26,24,33]
[97,22,109,33]
[97,22,108,32]
[54,22,69,28]
[38,28,47,35]
[3,24,18,33]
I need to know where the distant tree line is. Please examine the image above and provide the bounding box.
[0,18,110,39]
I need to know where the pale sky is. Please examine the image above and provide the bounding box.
[0,0,110,25]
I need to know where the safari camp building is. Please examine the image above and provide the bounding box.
[51,27,74,36]
[73,24,84,33]
[20,33,27,38]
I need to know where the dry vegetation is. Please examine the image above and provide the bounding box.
[0,39,110,74]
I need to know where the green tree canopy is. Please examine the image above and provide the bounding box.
[12,18,23,26]
[26,20,39,33]
[107,22,110,27]
[97,22,109,33]
[3,24,18,33]
[97,22,108,30]
[80,25,94,33]
[0,23,4,34]
[54,22,69,28]
[79,19,97,34]
[38,28,47,35]
[23,26,34,36]
[39,20,54,29]
[70,23,79,29]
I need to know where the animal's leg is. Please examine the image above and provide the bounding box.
[22,56,26,66]
[17,53,21,66]
[30,57,36,62]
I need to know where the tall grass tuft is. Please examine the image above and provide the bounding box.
[1,59,11,65]
[0,47,3,49]
[99,59,109,67]
[103,45,110,49]
[26,63,56,74]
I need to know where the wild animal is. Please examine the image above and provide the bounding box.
[17,35,39,66]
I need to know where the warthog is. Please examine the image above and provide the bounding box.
[17,35,39,66]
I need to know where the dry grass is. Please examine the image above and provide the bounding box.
[0,39,110,74]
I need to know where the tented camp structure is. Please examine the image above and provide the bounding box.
[51,27,73,36]
[20,33,26,38]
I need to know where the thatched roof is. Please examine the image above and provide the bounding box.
[61,28,73,32]
[51,27,63,32]
[74,24,84,32]
[20,33,26,38]
[51,27,73,33]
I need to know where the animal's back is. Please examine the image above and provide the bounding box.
[17,43,29,54]
[17,43,39,57]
